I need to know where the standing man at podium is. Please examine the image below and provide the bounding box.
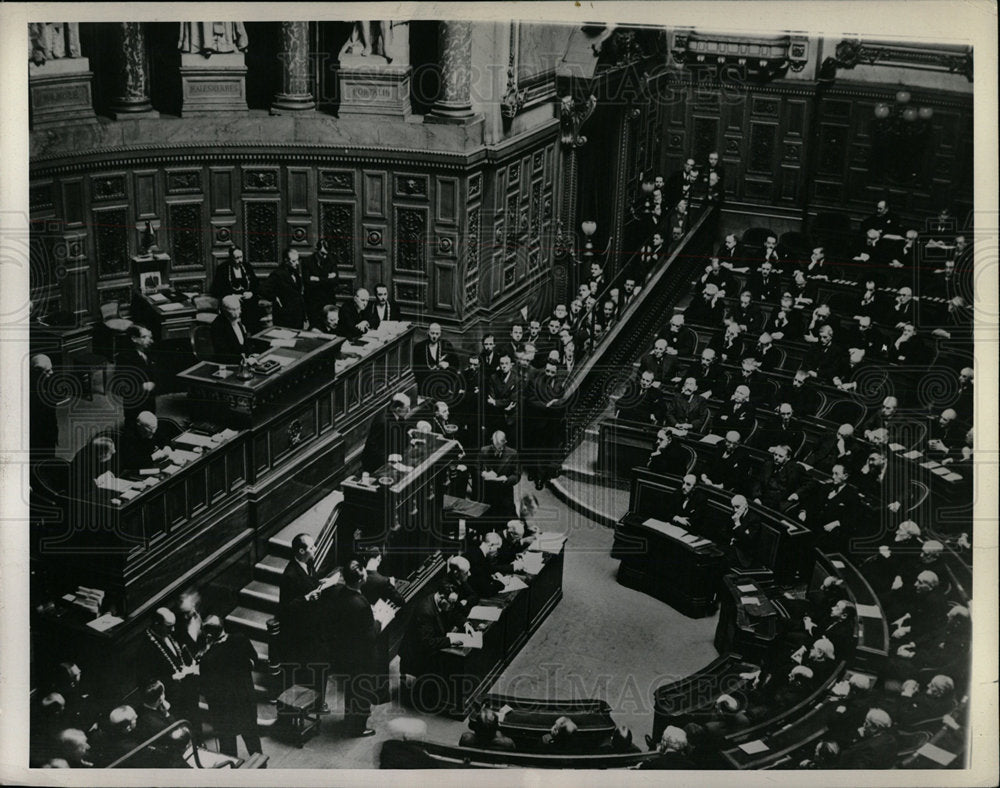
[475,430,520,519]
[360,393,411,474]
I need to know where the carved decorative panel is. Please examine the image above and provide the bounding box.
[784,142,801,162]
[93,208,129,277]
[319,202,354,269]
[530,179,542,238]
[744,178,773,201]
[243,201,279,264]
[243,169,279,192]
[433,261,456,312]
[210,168,233,214]
[133,171,157,218]
[786,101,806,136]
[468,172,482,202]
[320,169,354,193]
[92,174,126,201]
[395,207,426,272]
[437,234,456,257]
[466,205,480,304]
[363,171,386,218]
[166,170,202,194]
[507,162,520,188]
[436,177,458,224]
[30,183,53,210]
[212,219,235,246]
[287,169,310,213]
[748,122,776,174]
[62,180,84,225]
[817,124,847,175]
[395,175,428,198]
[98,284,133,310]
[752,97,779,117]
[394,279,425,305]
[364,225,384,249]
[287,221,310,246]
[168,203,203,268]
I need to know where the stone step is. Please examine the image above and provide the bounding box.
[240,580,280,615]
[225,605,272,639]
[254,555,287,584]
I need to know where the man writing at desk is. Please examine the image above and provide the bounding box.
[461,532,506,598]
[400,582,469,713]
[115,411,180,473]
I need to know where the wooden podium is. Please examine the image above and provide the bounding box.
[338,431,462,581]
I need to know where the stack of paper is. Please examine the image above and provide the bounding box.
[159,302,185,312]
[170,448,201,464]
[738,739,769,755]
[520,552,544,575]
[174,431,216,448]
[87,612,124,632]
[267,328,299,340]
[468,605,503,622]
[452,631,484,649]
[500,575,528,593]
[855,603,883,619]
[218,428,239,440]
[269,338,297,349]
[94,471,136,494]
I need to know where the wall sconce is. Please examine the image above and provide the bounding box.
[581,220,597,261]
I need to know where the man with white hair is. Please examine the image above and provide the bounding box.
[639,338,671,383]
[955,366,974,425]
[806,422,861,473]
[663,313,695,356]
[55,728,94,768]
[460,531,505,597]
[926,408,962,459]
[89,705,139,766]
[339,287,372,336]
[728,493,761,568]
[211,293,255,363]
[117,410,176,472]
[495,519,533,574]
[700,430,750,496]
[894,674,956,728]
[840,708,897,768]
[716,384,754,432]
[888,286,917,327]
[414,322,454,387]
[685,282,725,325]
[662,377,710,433]
[682,347,724,399]
[640,725,694,769]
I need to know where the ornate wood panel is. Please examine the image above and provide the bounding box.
[92,207,129,278]
[319,201,355,270]
[167,202,204,270]
[243,200,279,265]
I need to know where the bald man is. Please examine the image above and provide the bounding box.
[134,607,200,725]
[414,322,454,385]
[116,411,177,472]
[664,474,706,531]
[840,708,898,769]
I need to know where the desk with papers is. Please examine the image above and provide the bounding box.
[436,535,565,716]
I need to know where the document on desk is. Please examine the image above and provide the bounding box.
[931,466,952,476]
[218,428,239,440]
[902,450,923,459]
[679,532,700,544]
[915,742,957,766]
[120,488,141,501]
[643,518,689,540]
[738,739,769,755]
[269,338,297,349]
[94,472,136,493]
[500,575,528,593]
[737,584,757,593]
[888,443,906,452]
[943,472,963,482]
[265,328,298,340]
[86,612,124,632]
[855,603,883,619]
[170,448,201,464]
[159,301,185,312]
[452,631,484,649]
[699,433,724,444]
[174,431,216,448]
[267,352,297,367]
[147,292,168,303]
[520,552,544,575]
[740,596,760,606]
[468,605,503,622]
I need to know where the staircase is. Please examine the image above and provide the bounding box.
[220,490,344,729]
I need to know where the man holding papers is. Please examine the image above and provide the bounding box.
[400,582,467,712]
[115,412,179,473]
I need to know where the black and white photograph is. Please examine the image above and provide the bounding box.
[1,2,996,785]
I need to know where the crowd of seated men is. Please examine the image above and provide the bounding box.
[30,588,264,768]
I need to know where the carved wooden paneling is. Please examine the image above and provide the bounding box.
[286,219,310,248]
[363,225,385,249]
[30,182,54,211]
[748,122,777,175]
[243,201,279,265]
[363,171,386,218]
[435,176,458,225]
[433,261,457,312]
[91,174,126,201]
[319,201,354,270]
[394,206,427,273]
[692,116,719,160]
[134,171,158,218]
[436,233,456,258]
[287,168,311,214]
[468,172,483,202]
[319,169,354,194]
[210,168,234,214]
[363,256,386,289]
[168,202,204,269]
[395,174,428,199]
[62,179,84,225]
[466,204,481,306]
[166,169,202,194]
[393,278,426,306]
[93,207,129,277]
[243,168,280,192]
[817,123,848,176]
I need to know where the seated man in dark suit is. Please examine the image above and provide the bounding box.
[726,494,762,568]
[715,384,755,434]
[616,370,663,425]
[776,369,822,418]
[752,444,806,512]
[313,303,362,339]
[115,411,179,473]
[134,680,178,745]
[755,402,805,457]
[700,430,751,496]
[764,292,805,342]
[639,726,696,770]
[662,377,711,433]
[646,427,689,477]
[838,708,898,769]
[209,294,265,364]
[339,287,373,337]
[494,519,533,574]
[89,706,140,767]
[399,582,465,711]
[682,348,725,399]
[364,282,402,329]
[540,716,589,754]
[663,474,706,532]
[461,532,505,598]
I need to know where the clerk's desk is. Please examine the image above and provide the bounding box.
[35,321,418,624]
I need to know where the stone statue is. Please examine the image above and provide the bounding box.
[178,22,249,57]
[339,21,395,63]
[28,22,81,65]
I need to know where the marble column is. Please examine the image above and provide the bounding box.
[425,20,476,124]
[110,23,158,118]
[271,21,315,114]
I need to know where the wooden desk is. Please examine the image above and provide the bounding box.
[437,542,564,716]
[131,289,199,342]
[714,575,784,664]
[339,431,462,578]
[179,326,344,419]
